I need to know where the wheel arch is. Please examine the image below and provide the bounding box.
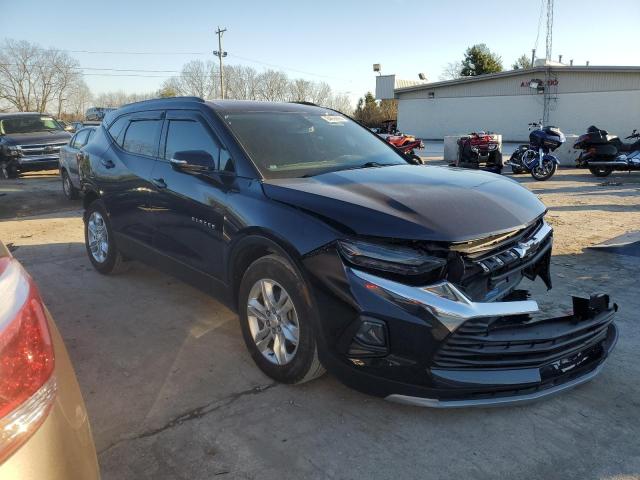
[82,188,100,211]
[226,229,312,312]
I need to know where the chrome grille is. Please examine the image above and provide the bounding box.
[17,142,67,161]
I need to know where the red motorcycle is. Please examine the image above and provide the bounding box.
[384,133,425,164]
[456,132,503,173]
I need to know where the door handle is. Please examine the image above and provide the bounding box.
[152,177,167,189]
[101,159,115,169]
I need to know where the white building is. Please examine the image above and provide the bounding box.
[376,65,640,141]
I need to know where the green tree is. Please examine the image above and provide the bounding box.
[353,91,384,127]
[157,85,178,98]
[512,54,533,70]
[460,44,503,76]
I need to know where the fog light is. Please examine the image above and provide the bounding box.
[355,319,387,347]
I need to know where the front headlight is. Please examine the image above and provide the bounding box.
[471,146,479,153]
[337,239,446,276]
[4,146,21,157]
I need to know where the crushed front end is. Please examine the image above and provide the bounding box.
[303,218,618,407]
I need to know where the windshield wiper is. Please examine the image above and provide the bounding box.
[300,161,398,178]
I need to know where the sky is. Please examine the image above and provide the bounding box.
[3,0,640,105]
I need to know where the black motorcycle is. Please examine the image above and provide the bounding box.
[507,122,565,181]
[574,126,640,177]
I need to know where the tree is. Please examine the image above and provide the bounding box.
[0,39,84,113]
[352,92,386,127]
[439,61,463,81]
[460,44,503,76]
[157,85,178,98]
[512,54,533,70]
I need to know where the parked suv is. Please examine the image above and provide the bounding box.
[79,97,617,406]
[0,113,71,178]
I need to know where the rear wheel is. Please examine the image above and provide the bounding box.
[588,165,613,177]
[84,200,128,274]
[238,254,325,384]
[61,170,79,200]
[508,153,525,174]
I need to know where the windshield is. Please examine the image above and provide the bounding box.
[223,111,407,178]
[0,116,64,135]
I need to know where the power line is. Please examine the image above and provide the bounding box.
[39,46,352,83]
[0,63,220,77]
[227,53,351,82]
[50,48,209,56]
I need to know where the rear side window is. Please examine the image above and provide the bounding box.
[108,116,129,146]
[122,120,162,157]
[72,129,89,149]
[164,120,220,165]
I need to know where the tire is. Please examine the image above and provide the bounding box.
[61,170,79,200]
[238,254,325,384]
[409,153,424,165]
[530,158,557,181]
[588,166,613,177]
[1,163,18,179]
[83,200,129,274]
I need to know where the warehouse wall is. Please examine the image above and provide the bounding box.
[397,95,543,141]
[398,89,640,141]
[549,90,640,137]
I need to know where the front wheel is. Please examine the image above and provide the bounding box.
[0,163,18,179]
[238,254,325,384]
[530,158,557,181]
[588,166,613,177]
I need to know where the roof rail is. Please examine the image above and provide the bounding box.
[120,96,205,108]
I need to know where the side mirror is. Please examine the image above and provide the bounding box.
[170,150,214,173]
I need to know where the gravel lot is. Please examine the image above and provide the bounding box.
[1,162,639,480]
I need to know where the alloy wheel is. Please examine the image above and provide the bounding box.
[247,279,300,365]
[87,211,109,263]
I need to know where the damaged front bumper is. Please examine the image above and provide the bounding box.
[319,267,618,407]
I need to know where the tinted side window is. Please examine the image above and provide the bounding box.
[122,120,162,157]
[108,116,129,146]
[164,120,219,166]
[72,129,90,148]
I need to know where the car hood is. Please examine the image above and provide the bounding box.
[1,131,71,146]
[262,165,546,242]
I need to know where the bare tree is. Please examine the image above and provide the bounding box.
[0,39,83,113]
[439,61,463,81]
[257,69,289,101]
[288,78,313,102]
[162,60,353,112]
[63,80,92,119]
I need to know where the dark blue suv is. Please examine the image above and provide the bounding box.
[80,97,617,406]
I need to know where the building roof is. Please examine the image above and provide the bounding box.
[394,65,640,94]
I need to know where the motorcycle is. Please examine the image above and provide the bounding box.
[507,122,565,181]
[455,132,503,173]
[574,126,640,177]
[384,133,425,164]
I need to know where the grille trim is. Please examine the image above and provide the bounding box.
[433,299,616,370]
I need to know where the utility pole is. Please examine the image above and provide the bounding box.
[214,27,227,99]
